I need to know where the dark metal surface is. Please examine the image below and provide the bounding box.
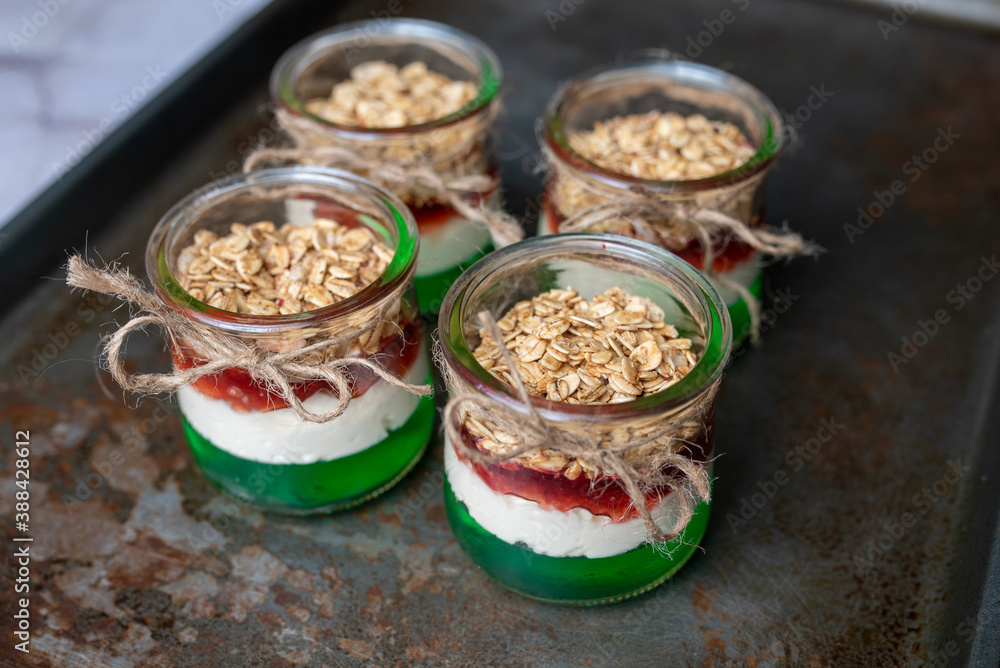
[2,0,999,666]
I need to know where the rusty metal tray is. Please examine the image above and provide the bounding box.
[2,0,999,665]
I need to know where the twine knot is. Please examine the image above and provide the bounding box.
[549,153,822,343]
[65,256,431,423]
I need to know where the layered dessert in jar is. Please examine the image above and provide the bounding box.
[146,168,434,513]
[438,234,732,604]
[268,19,511,314]
[538,60,788,344]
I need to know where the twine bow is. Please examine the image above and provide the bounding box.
[551,158,822,343]
[442,311,714,544]
[244,108,524,248]
[65,256,431,423]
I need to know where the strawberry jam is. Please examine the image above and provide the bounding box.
[412,202,462,234]
[311,197,478,235]
[174,318,423,413]
[456,422,713,522]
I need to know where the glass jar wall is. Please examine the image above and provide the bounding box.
[438,233,732,604]
[146,167,434,513]
[538,60,785,344]
[271,19,505,314]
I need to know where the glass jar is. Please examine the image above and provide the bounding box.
[538,60,785,344]
[146,167,434,513]
[438,234,732,604]
[270,18,505,315]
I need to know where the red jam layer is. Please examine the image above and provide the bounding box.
[456,424,713,522]
[543,198,757,274]
[313,195,479,235]
[174,319,423,413]
[412,168,497,235]
[413,202,461,233]
[311,198,464,234]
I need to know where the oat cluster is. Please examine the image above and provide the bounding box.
[306,60,478,128]
[474,287,697,404]
[176,219,393,316]
[568,111,755,181]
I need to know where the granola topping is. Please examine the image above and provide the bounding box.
[568,111,756,181]
[176,219,393,317]
[546,112,761,253]
[306,60,478,128]
[465,287,701,478]
[473,286,697,405]
[282,59,494,211]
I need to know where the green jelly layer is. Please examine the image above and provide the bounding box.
[724,270,764,346]
[444,475,711,605]
[182,391,435,514]
[414,243,493,315]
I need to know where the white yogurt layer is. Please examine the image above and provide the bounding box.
[712,254,760,306]
[537,210,759,306]
[178,339,429,465]
[445,439,686,559]
[416,212,492,277]
[285,198,317,226]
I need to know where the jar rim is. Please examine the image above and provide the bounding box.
[540,59,784,194]
[145,167,418,336]
[271,18,503,139]
[438,233,733,422]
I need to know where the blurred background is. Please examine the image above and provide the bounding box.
[0,0,271,226]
